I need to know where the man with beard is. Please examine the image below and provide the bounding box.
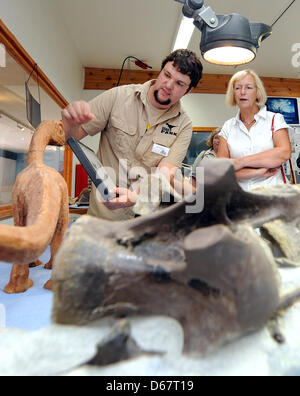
[62,49,203,220]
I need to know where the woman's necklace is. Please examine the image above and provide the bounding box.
[241,117,256,126]
[241,106,259,126]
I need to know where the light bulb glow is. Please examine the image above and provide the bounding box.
[203,46,255,65]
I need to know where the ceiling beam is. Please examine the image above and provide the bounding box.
[84,67,300,97]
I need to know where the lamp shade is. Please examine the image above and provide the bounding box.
[199,14,272,65]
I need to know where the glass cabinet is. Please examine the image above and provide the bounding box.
[0,23,71,218]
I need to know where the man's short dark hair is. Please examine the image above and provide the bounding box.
[161,49,203,91]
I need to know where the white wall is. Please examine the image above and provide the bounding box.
[81,89,237,129]
[1,0,82,103]
[181,93,236,127]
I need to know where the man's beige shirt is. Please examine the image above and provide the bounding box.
[83,80,193,221]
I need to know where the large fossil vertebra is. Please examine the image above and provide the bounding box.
[52,159,300,354]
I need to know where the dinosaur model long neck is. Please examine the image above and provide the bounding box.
[27,121,65,165]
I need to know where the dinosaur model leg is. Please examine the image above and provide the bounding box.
[4,208,34,294]
[44,193,69,291]
[4,264,33,294]
[29,260,43,268]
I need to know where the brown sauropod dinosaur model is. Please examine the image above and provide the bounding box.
[0,120,69,293]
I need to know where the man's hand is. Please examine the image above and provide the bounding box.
[103,187,138,211]
[61,101,95,140]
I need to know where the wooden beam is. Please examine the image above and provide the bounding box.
[64,145,73,197]
[193,127,217,133]
[69,208,88,215]
[261,77,300,97]
[84,67,300,97]
[0,205,13,220]
[84,67,159,90]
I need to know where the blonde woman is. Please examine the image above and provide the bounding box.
[218,69,291,191]
[200,127,221,160]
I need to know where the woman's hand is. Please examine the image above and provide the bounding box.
[235,167,280,180]
[260,167,280,178]
[232,158,245,171]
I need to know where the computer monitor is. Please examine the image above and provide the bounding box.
[266,97,299,125]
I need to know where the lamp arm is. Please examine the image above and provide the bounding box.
[174,0,218,28]
[195,5,218,28]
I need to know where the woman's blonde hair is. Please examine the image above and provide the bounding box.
[206,127,221,148]
[225,69,267,107]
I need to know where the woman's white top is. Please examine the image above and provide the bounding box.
[219,106,289,191]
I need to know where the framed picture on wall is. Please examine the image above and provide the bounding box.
[266,97,299,125]
[183,127,216,166]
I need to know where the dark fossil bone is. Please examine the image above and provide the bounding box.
[52,159,300,354]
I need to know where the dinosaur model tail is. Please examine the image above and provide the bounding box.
[0,203,60,265]
[0,120,67,265]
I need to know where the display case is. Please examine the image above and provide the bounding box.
[0,20,72,218]
[0,54,63,211]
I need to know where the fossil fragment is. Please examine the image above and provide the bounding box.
[52,159,300,354]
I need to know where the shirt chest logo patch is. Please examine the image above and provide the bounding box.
[161,123,177,136]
